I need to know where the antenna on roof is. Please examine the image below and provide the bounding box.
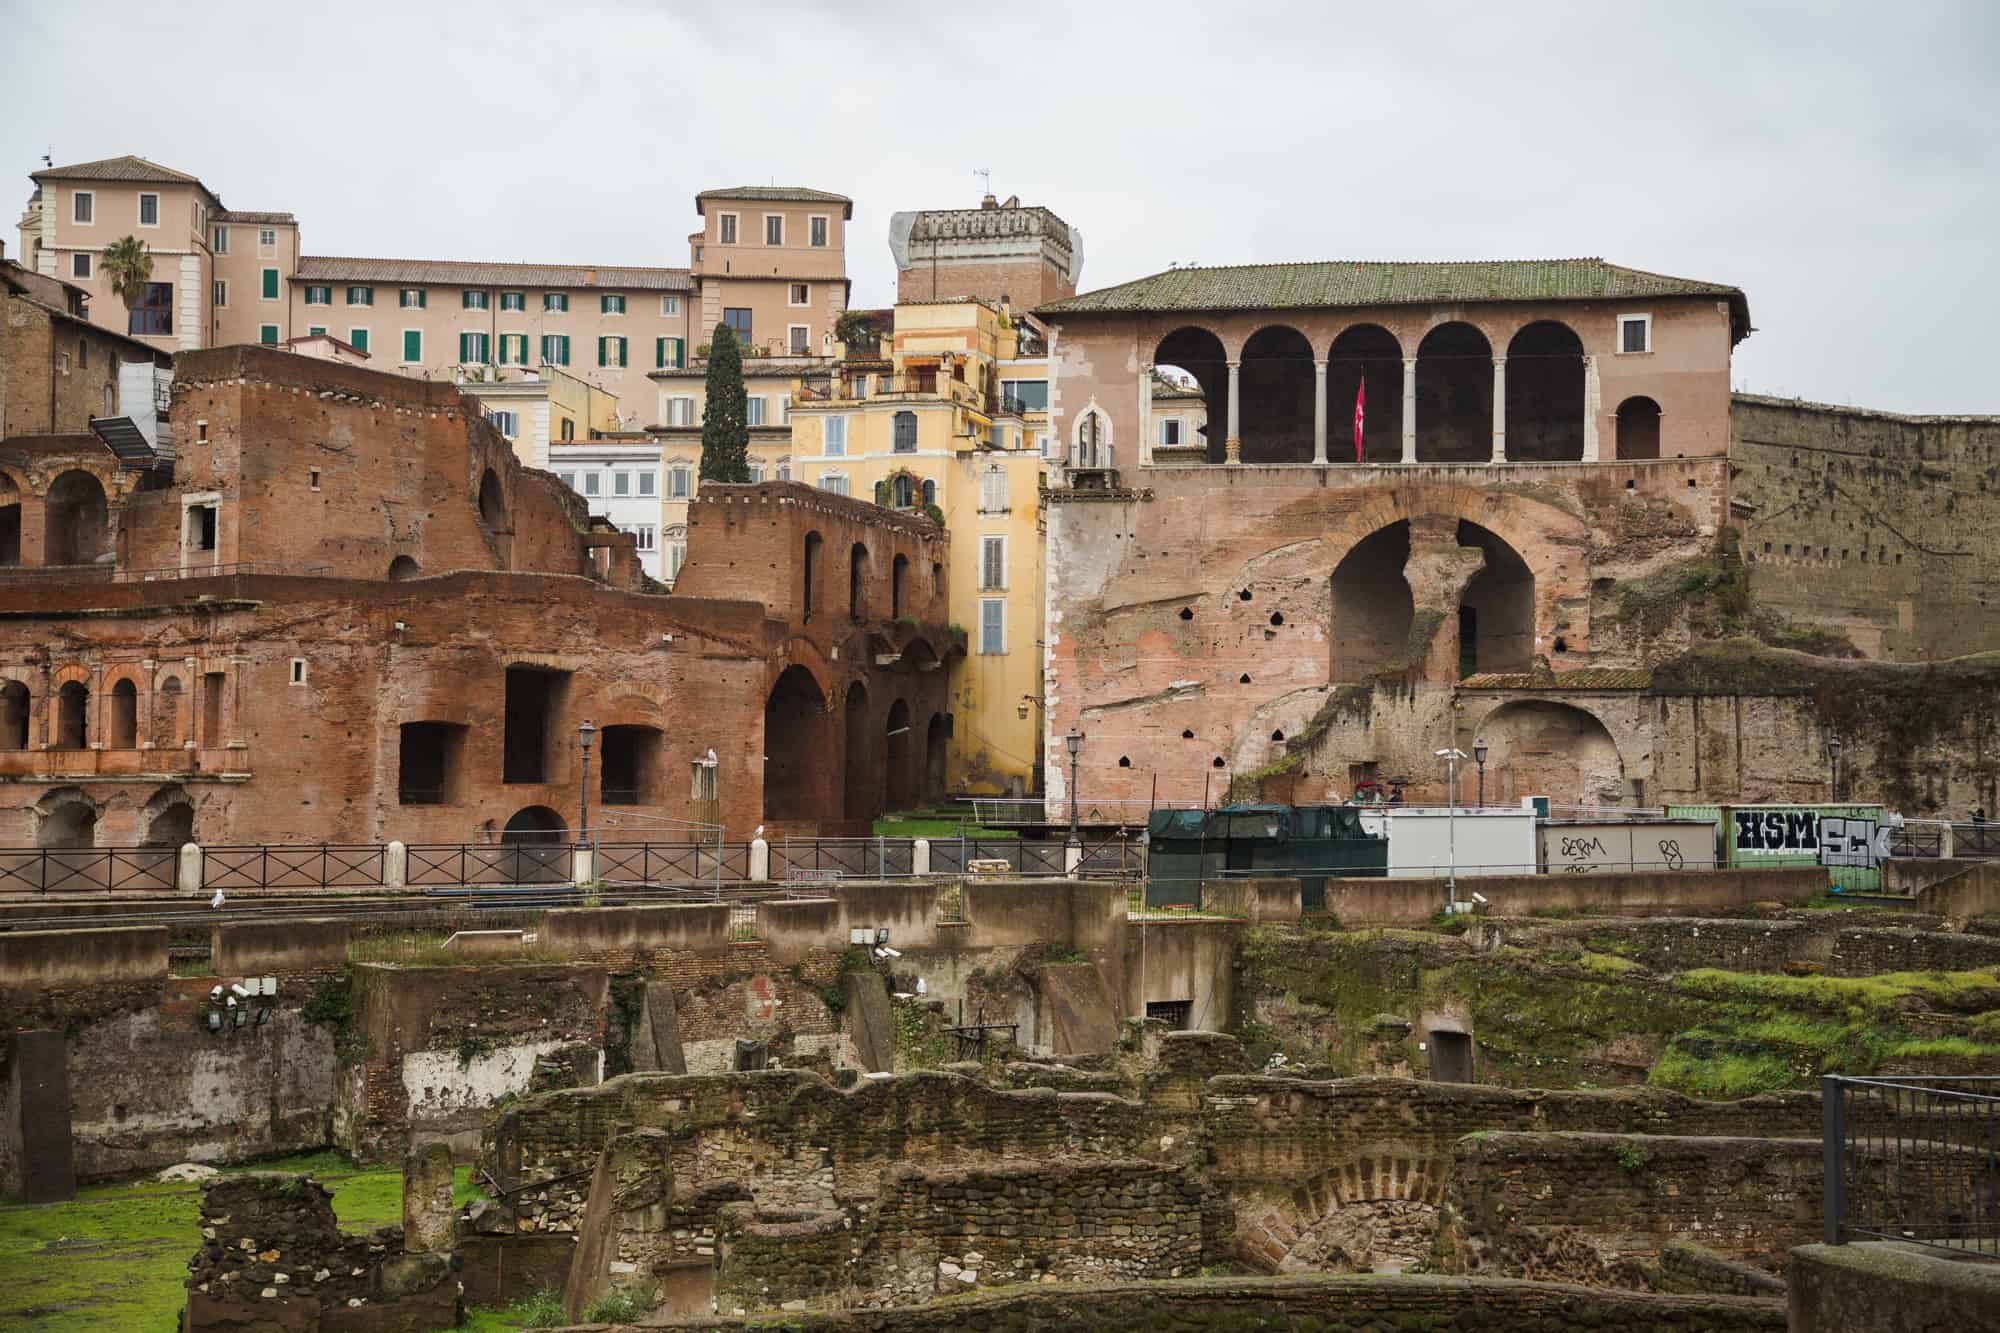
[974,167,991,195]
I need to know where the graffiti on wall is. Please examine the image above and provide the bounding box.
[1731,809,1892,870]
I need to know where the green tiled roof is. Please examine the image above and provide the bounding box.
[1040,258,1749,337]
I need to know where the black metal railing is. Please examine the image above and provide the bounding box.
[406,842,569,887]
[1823,1074,2000,1256]
[202,844,387,892]
[0,846,177,893]
[593,842,744,884]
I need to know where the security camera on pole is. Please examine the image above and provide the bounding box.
[1435,747,1468,912]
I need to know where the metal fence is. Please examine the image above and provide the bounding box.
[594,842,745,885]
[202,844,387,892]
[776,837,913,880]
[0,846,177,894]
[405,842,569,887]
[1822,1075,2000,1256]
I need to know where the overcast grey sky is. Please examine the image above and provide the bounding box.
[4,1,1995,412]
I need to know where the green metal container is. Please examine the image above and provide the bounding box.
[1145,804,1386,910]
[1666,802,1888,893]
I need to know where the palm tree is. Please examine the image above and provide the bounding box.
[99,236,152,308]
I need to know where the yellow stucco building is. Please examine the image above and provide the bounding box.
[787,299,1050,796]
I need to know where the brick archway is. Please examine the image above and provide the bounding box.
[1236,1153,1451,1275]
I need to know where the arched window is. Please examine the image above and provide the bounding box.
[388,554,421,581]
[1076,410,1104,468]
[1615,396,1663,460]
[892,554,909,619]
[110,679,138,748]
[921,479,936,507]
[803,531,822,617]
[893,411,918,453]
[0,681,27,749]
[891,474,914,508]
[45,470,109,566]
[55,681,88,750]
[849,543,868,620]
[477,469,506,530]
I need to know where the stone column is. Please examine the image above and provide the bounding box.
[1225,360,1242,464]
[89,664,104,750]
[1581,354,1602,462]
[1137,363,1154,467]
[402,1142,456,1253]
[139,660,156,750]
[1312,359,1329,464]
[1491,356,1508,463]
[1400,358,1418,464]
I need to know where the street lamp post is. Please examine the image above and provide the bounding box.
[1473,742,1489,809]
[1065,728,1084,850]
[578,719,597,850]
[1435,747,1467,910]
[1827,734,1842,803]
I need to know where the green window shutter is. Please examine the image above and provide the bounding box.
[674,338,684,368]
[262,269,278,300]
[351,329,369,353]
[656,337,667,368]
[308,325,326,336]
[418,290,427,309]
[617,336,627,366]
[598,336,607,366]
[404,329,421,362]
[560,335,570,365]
[260,325,278,345]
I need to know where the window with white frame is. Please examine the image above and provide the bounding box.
[1618,314,1652,354]
[661,295,680,316]
[212,225,229,254]
[583,472,601,496]
[637,470,656,496]
[819,472,849,497]
[500,291,525,311]
[788,283,809,307]
[558,471,577,490]
[669,466,690,498]
[669,397,694,426]
[823,415,847,456]
[980,535,1006,590]
[980,467,1008,513]
[400,288,426,308]
[749,461,765,483]
[304,286,331,305]
[666,527,688,579]
[73,191,94,224]
[489,410,518,437]
[809,215,828,247]
[764,214,783,245]
[775,456,791,481]
[1159,417,1183,446]
[613,471,630,496]
[71,253,91,279]
[543,292,568,312]
[979,598,1006,654]
[212,279,227,307]
[258,227,276,248]
[788,325,810,356]
[746,396,765,427]
[718,213,738,244]
[631,524,655,551]
[138,193,159,227]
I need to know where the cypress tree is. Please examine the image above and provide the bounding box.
[699,322,752,483]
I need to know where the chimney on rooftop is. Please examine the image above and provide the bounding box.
[980,194,998,210]
[1002,195,1019,209]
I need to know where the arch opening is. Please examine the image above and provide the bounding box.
[38,791,97,850]
[849,543,869,621]
[1151,326,1226,461]
[388,554,421,581]
[1474,701,1624,807]
[1615,395,1662,460]
[1239,324,1315,464]
[55,680,88,749]
[143,786,195,849]
[884,698,915,810]
[1504,321,1585,462]
[764,666,832,824]
[0,681,27,749]
[0,475,20,566]
[924,712,948,804]
[46,470,109,566]
[1326,324,1404,463]
[842,680,873,823]
[1330,522,1415,682]
[1456,521,1536,676]
[1414,323,1493,463]
[477,469,507,531]
[110,678,138,749]
[600,724,662,806]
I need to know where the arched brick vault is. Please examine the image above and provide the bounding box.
[1235,1153,1451,1274]
[1465,691,1653,800]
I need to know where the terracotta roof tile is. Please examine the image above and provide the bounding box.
[696,186,853,218]
[296,256,691,292]
[32,154,205,188]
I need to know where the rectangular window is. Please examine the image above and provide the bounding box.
[544,292,567,312]
[669,467,690,498]
[558,472,576,489]
[765,214,784,245]
[979,598,1006,655]
[73,191,94,224]
[399,288,425,308]
[613,471,630,496]
[498,332,528,364]
[598,335,627,367]
[349,328,369,353]
[499,291,525,311]
[601,294,625,315]
[463,290,489,310]
[788,282,809,306]
[212,224,228,253]
[667,536,687,579]
[212,279,227,307]
[490,410,518,437]
[632,524,655,552]
[809,215,828,247]
[819,472,849,497]
[541,333,571,366]
[459,331,490,364]
[718,213,738,245]
[261,268,279,300]
[308,325,327,337]
[583,472,601,496]
[823,415,847,456]
[1159,417,1182,446]
[130,282,173,335]
[259,324,280,346]
[661,295,680,316]
[656,336,686,368]
[258,227,275,248]
[980,469,1009,512]
[789,325,810,355]
[402,329,422,363]
[1619,314,1652,354]
[722,308,752,341]
[747,397,766,427]
[1002,379,1049,412]
[346,286,373,306]
[71,252,91,279]
[304,285,331,305]
[637,470,656,496]
[980,535,1007,590]
[138,193,159,227]
[669,397,694,426]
